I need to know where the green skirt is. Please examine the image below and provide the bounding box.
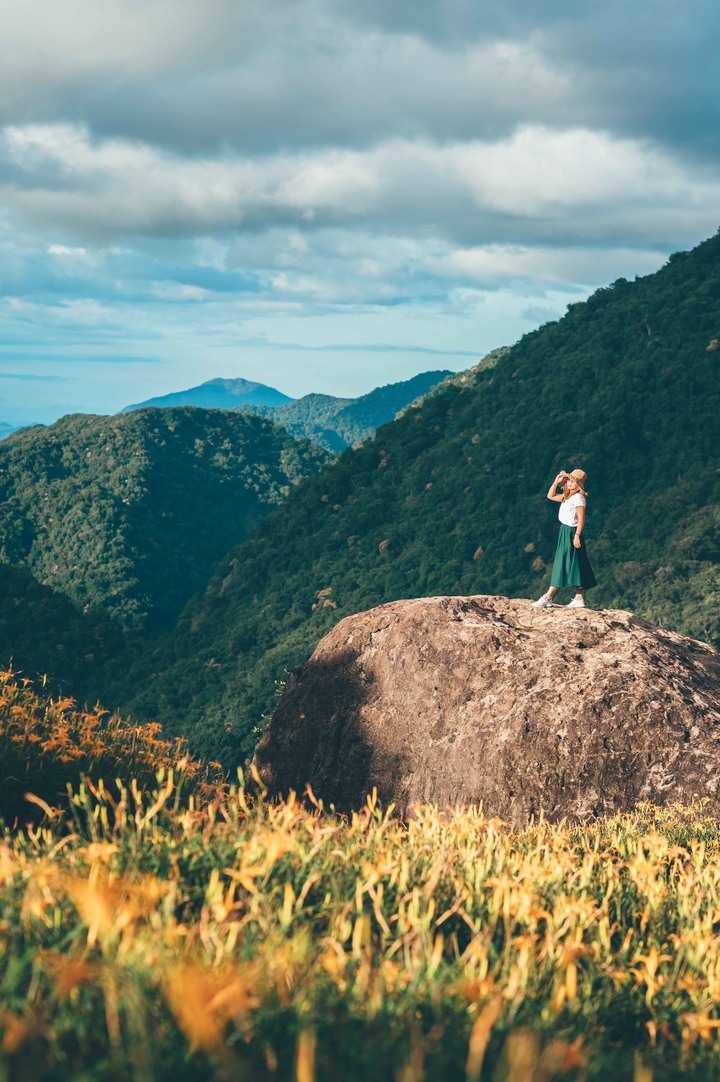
[550,524,597,590]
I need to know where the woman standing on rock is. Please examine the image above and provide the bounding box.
[532,469,597,609]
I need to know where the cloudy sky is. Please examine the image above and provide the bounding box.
[1,0,718,424]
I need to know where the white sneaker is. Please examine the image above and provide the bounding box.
[566,595,586,608]
[531,593,553,608]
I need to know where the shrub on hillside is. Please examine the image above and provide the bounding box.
[0,668,224,824]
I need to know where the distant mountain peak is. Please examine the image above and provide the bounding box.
[200,377,283,394]
[121,370,453,453]
[121,377,293,413]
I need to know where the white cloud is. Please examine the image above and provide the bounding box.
[3,122,718,249]
[0,0,715,419]
[0,0,249,80]
[47,244,96,269]
[3,296,117,326]
[150,281,211,301]
[0,4,572,152]
[434,243,669,288]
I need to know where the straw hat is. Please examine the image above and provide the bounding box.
[567,468,587,494]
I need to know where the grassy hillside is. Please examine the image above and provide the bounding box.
[0,408,329,633]
[110,232,720,765]
[237,370,452,451]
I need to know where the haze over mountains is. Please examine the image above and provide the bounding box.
[1,231,719,770]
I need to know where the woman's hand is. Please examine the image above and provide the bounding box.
[554,472,565,485]
[573,534,582,549]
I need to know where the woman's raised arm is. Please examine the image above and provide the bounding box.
[547,472,565,503]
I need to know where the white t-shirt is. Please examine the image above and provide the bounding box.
[558,492,586,527]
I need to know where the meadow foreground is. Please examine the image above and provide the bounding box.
[2,775,720,1081]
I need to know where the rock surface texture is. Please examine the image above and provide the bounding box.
[253,596,720,825]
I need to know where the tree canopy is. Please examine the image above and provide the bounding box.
[0,408,329,633]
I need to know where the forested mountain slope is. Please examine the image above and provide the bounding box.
[0,409,328,633]
[237,370,452,451]
[108,231,720,766]
[0,563,122,700]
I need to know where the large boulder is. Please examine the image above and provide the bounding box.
[253,596,720,825]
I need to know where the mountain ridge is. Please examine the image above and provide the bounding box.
[123,370,453,451]
[121,376,292,412]
[236,369,453,450]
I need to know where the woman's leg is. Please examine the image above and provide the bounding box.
[565,586,586,607]
[532,584,558,607]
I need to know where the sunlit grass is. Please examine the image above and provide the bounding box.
[0,667,224,824]
[2,769,720,1080]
